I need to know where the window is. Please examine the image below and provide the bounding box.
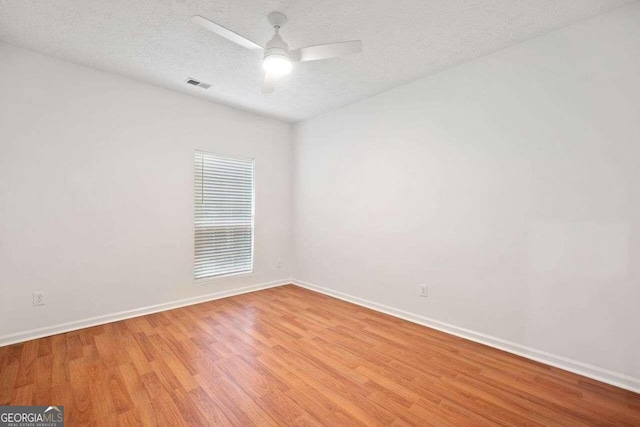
[194,151,254,280]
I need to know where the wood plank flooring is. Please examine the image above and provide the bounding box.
[1,284,638,426]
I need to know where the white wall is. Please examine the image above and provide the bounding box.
[293,3,640,385]
[0,42,293,340]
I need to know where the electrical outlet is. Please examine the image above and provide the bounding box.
[420,285,428,298]
[276,259,282,269]
[33,291,45,306]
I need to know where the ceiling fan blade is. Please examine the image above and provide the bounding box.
[191,15,262,50]
[262,72,280,94]
[290,40,362,62]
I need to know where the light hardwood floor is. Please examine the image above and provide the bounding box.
[0,285,638,425]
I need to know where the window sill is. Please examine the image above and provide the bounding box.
[194,270,254,286]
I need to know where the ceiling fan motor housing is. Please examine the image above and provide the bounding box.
[264,28,290,61]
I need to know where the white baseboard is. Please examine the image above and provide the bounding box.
[0,279,290,348]
[292,278,640,394]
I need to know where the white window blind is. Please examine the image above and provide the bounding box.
[194,151,254,280]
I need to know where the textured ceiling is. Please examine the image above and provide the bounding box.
[0,0,635,122]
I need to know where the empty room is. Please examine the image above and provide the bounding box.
[1,0,639,425]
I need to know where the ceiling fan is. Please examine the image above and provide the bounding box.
[192,12,363,94]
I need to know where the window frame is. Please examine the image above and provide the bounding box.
[193,150,255,284]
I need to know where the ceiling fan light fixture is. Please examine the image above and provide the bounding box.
[263,23,291,77]
[263,54,292,77]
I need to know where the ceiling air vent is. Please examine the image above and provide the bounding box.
[185,78,211,89]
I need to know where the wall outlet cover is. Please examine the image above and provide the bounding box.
[420,285,428,297]
[33,291,45,306]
